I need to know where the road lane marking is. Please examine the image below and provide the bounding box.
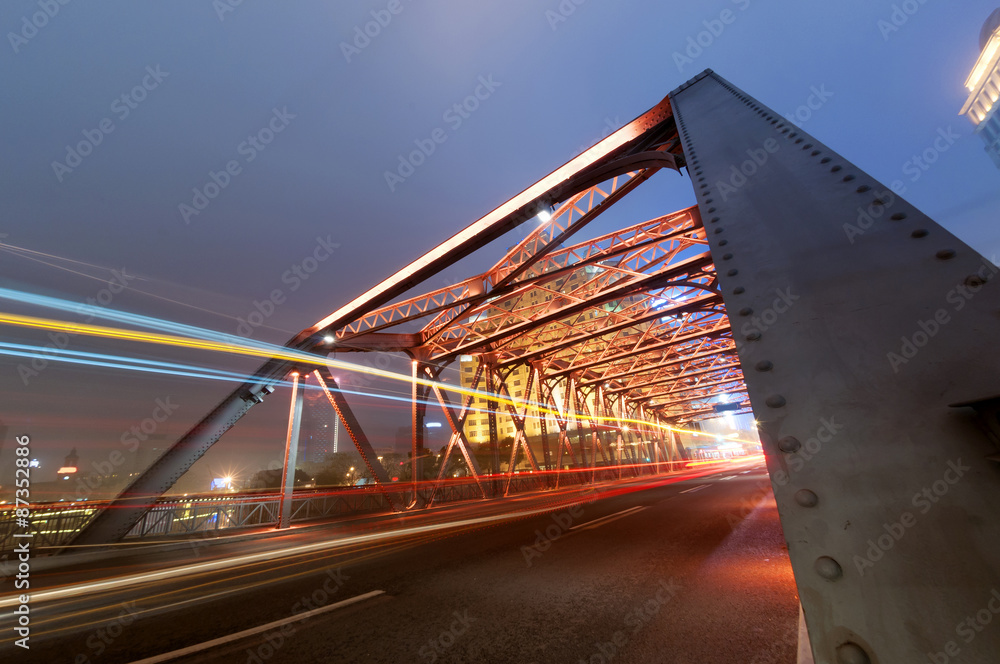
[679,485,708,494]
[569,505,647,531]
[125,590,385,664]
[719,475,737,481]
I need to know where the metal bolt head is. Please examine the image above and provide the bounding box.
[765,395,786,408]
[778,436,801,453]
[794,489,819,507]
[965,275,986,289]
[755,360,773,371]
[836,642,871,664]
[815,556,843,580]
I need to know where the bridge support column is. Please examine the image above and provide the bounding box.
[484,360,502,497]
[409,358,426,508]
[277,372,305,529]
[534,368,553,481]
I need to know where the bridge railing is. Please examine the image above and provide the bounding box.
[0,459,696,553]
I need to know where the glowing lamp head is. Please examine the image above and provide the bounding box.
[323,335,334,344]
[537,208,552,223]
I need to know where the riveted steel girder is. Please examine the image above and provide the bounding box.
[670,69,1000,663]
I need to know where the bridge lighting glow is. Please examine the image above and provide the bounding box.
[537,208,552,222]
[0,303,753,443]
[323,335,334,343]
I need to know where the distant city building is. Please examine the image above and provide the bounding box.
[130,436,165,479]
[57,448,79,478]
[458,361,555,445]
[960,8,1000,168]
[301,389,337,463]
[457,266,634,446]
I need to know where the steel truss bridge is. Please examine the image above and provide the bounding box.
[30,70,1000,662]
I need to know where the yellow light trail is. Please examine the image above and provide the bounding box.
[0,311,753,442]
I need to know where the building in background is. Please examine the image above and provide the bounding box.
[457,266,641,446]
[960,8,1000,168]
[57,448,79,480]
[301,388,338,463]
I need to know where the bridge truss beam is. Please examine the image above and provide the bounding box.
[670,69,1000,663]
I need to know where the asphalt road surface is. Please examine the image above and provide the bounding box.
[0,459,800,663]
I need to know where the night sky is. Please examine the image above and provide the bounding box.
[1,1,997,493]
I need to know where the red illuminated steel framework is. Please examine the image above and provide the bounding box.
[63,68,1000,664]
[72,84,747,548]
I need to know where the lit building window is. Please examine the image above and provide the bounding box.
[961,9,1000,169]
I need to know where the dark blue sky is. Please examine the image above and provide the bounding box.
[2,1,997,490]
